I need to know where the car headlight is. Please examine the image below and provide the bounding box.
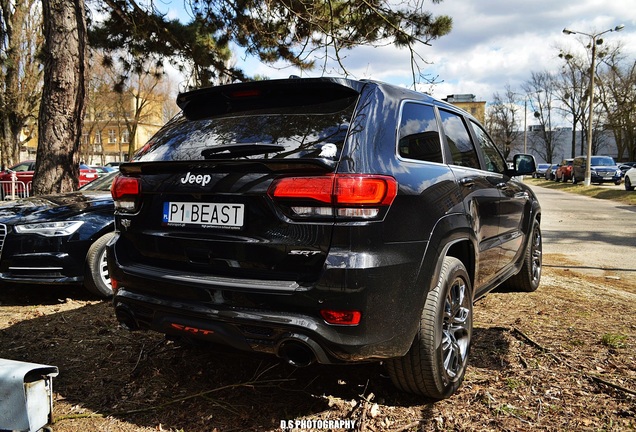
[14,221,84,237]
[616,170,622,176]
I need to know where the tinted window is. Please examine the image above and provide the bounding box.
[439,109,480,169]
[132,97,357,162]
[469,120,506,173]
[398,103,443,163]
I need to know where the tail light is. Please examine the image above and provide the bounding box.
[111,277,119,294]
[320,309,362,326]
[268,174,397,221]
[112,175,141,213]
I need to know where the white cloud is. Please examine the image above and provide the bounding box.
[419,0,636,100]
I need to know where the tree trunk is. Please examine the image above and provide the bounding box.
[0,0,42,169]
[33,0,86,195]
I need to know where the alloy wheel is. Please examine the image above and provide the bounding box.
[530,226,542,284]
[442,277,471,381]
[98,247,112,289]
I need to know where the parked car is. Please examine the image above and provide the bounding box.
[91,165,117,177]
[0,171,117,297]
[0,161,99,198]
[554,158,574,182]
[572,155,621,185]
[544,163,557,180]
[624,167,636,191]
[533,163,550,178]
[619,162,636,176]
[105,161,123,170]
[108,77,541,399]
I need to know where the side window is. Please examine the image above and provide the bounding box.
[13,163,31,172]
[438,109,480,169]
[398,102,443,163]
[469,120,507,173]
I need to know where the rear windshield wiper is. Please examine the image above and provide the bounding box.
[201,143,286,159]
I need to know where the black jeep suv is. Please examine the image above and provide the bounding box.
[108,77,541,399]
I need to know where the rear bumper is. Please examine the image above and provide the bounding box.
[113,288,344,365]
[108,236,428,364]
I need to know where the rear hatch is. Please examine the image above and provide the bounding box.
[114,79,365,284]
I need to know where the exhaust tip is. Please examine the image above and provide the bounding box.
[114,304,139,331]
[278,341,316,367]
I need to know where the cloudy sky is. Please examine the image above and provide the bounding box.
[164,0,636,103]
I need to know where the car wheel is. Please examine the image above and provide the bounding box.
[84,232,116,298]
[626,176,634,191]
[614,180,621,186]
[504,219,542,292]
[385,257,472,400]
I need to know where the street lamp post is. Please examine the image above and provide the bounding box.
[523,99,527,153]
[563,24,624,186]
[522,91,541,155]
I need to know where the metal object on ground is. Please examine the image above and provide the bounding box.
[0,358,59,432]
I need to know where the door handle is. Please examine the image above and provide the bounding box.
[459,177,475,188]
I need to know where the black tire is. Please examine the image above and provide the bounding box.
[504,219,542,292]
[626,176,634,191]
[84,232,116,298]
[386,257,473,400]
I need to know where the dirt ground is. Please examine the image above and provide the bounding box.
[0,252,634,432]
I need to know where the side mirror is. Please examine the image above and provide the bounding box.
[511,154,536,176]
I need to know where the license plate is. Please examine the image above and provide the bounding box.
[603,176,612,180]
[162,202,244,228]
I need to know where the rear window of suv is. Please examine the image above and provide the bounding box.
[132,88,358,163]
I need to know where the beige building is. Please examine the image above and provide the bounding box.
[81,92,165,164]
[21,93,166,165]
[443,94,486,124]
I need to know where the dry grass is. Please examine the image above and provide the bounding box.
[0,260,634,431]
